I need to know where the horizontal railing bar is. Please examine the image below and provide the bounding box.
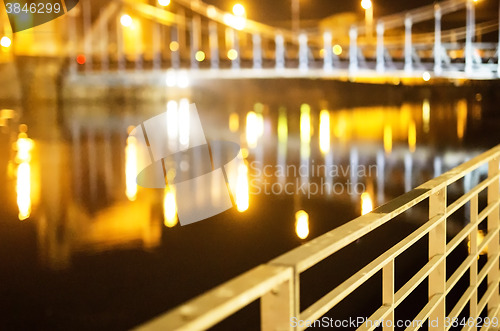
[272,146,500,274]
[477,200,500,224]
[300,215,444,322]
[478,305,500,331]
[418,146,500,193]
[446,222,476,258]
[133,265,292,331]
[477,282,499,319]
[446,229,497,296]
[272,190,433,273]
[446,255,476,296]
[447,173,500,216]
[356,305,392,331]
[395,254,444,306]
[477,253,499,287]
[446,286,476,331]
[405,294,444,331]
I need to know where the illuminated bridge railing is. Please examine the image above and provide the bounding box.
[68,0,500,80]
[135,145,500,331]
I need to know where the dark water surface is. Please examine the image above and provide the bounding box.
[1,79,499,330]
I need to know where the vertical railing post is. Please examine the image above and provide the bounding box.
[487,157,500,309]
[171,26,180,69]
[261,269,297,331]
[190,15,201,69]
[376,21,384,73]
[253,34,262,69]
[404,15,413,74]
[323,31,333,71]
[349,26,358,74]
[209,21,219,69]
[177,8,186,62]
[465,0,475,75]
[232,30,240,69]
[275,34,285,70]
[434,5,442,76]
[82,0,92,72]
[116,15,124,72]
[470,195,478,330]
[100,9,109,71]
[429,187,446,331]
[382,260,395,331]
[68,9,77,75]
[152,3,161,71]
[299,33,308,71]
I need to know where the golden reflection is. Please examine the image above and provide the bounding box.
[278,108,288,144]
[422,99,430,133]
[163,186,178,227]
[300,104,311,144]
[408,120,416,153]
[333,113,348,140]
[14,129,34,221]
[319,110,330,154]
[17,162,31,220]
[456,99,467,140]
[246,111,259,149]
[125,135,138,202]
[235,163,249,212]
[383,124,392,154]
[229,112,239,132]
[361,192,373,215]
[468,230,487,257]
[295,210,309,240]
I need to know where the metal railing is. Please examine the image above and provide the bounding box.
[63,0,500,79]
[135,145,500,331]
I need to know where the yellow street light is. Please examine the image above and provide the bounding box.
[333,44,342,55]
[195,50,205,62]
[1,36,11,48]
[227,49,238,60]
[158,0,170,6]
[361,0,372,10]
[232,3,246,17]
[120,14,132,27]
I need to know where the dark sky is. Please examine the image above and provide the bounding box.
[202,0,499,30]
[203,0,437,25]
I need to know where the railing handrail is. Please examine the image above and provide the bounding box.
[136,145,500,331]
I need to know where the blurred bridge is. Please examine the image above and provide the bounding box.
[50,0,500,82]
[1,0,500,82]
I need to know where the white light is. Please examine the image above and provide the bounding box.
[295,210,310,240]
[232,4,246,17]
[158,0,170,6]
[235,163,249,212]
[120,14,132,27]
[422,71,431,82]
[361,0,372,10]
[1,36,12,48]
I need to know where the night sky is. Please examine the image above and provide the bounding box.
[203,0,436,24]
[203,0,498,28]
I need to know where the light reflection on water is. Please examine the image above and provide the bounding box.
[0,94,491,269]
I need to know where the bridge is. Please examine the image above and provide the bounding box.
[62,0,500,82]
[1,0,498,83]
